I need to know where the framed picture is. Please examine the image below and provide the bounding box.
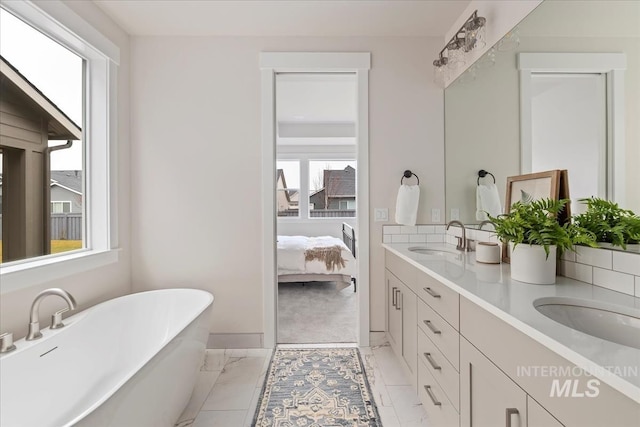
[502,170,570,262]
[505,170,561,211]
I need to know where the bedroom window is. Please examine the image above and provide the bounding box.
[309,160,356,218]
[276,160,300,217]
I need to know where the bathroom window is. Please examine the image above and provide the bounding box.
[0,8,84,262]
[0,1,118,287]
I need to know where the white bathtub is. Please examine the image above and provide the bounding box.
[0,288,213,427]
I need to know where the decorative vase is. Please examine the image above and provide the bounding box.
[509,242,557,284]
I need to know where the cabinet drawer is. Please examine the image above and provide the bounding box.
[416,270,459,330]
[418,299,459,371]
[418,328,460,411]
[418,360,460,427]
[385,251,416,288]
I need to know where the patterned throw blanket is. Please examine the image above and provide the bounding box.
[304,245,346,271]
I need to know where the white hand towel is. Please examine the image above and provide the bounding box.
[476,183,502,221]
[395,184,420,226]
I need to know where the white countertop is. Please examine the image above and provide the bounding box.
[382,242,640,402]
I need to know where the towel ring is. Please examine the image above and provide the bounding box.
[401,170,420,185]
[477,169,495,185]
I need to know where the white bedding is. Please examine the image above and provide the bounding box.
[277,235,355,276]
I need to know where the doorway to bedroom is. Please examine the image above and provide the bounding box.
[275,72,358,344]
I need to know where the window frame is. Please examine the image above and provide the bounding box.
[0,0,120,293]
[51,201,73,214]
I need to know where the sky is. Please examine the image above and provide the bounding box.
[0,8,83,171]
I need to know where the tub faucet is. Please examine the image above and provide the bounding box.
[446,220,473,251]
[26,288,77,341]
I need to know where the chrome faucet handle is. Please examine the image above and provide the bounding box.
[454,236,465,251]
[0,332,17,354]
[51,308,69,329]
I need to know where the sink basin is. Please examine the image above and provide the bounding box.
[533,297,640,349]
[408,247,458,256]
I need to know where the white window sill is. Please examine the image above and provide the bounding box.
[0,249,120,294]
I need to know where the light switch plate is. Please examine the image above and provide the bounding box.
[431,208,441,223]
[451,208,460,220]
[374,208,388,222]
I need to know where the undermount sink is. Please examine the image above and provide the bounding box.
[533,297,640,349]
[408,247,458,256]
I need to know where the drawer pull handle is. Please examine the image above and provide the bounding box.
[423,287,441,298]
[396,291,402,310]
[423,320,441,334]
[423,352,441,370]
[506,408,519,427]
[424,385,442,406]
[392,286,398,307]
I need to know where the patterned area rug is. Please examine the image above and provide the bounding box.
[252,347,381,426]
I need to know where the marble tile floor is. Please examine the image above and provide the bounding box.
[175,339,429,427]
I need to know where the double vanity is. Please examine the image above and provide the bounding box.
[383,242,640,427]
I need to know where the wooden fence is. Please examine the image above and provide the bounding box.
[278,209,356,218]
[0,213,82,240]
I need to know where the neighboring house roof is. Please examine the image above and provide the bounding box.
[0,55,82,140]
[323,165,355,197]
[50,170,82,195]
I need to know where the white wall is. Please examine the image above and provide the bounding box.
[0,0,131,339]
[130,36,445,336]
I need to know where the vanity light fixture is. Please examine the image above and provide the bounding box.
[433,10,486,86]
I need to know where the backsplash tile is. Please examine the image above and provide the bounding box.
[391,234,409,243]
[559,260,593,284]
[381,224,640,298]
[575,246,612,269]
[592,267,635,295]
[612,251,640,276]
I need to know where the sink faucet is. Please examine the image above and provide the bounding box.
[446,220,472,251]
[478,220,495,231]
[26,288,77,341]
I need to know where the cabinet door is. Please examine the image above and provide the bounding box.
[528,396,564,427]
[401,281,417,376]
[386,270,402,354]
[460,337,527,427]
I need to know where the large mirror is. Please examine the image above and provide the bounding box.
[444,0,640,231]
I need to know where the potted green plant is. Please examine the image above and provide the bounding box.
[488,198,597,284]
[572,197,640,250]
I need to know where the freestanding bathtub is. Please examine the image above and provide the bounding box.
[0,288,213,427]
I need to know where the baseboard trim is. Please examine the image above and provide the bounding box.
[207,333,264,349]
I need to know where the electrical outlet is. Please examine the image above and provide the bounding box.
[431,208,441,223]
[374,208,388,222]
[451,208,460,220]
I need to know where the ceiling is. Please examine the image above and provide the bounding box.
[92,0,471,37]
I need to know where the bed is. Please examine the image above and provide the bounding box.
[277,223,357,290]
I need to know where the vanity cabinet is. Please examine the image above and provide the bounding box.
[385,268,417,381]
[384,247,639,427]
[460,337,527,427]
[460,296,639,427]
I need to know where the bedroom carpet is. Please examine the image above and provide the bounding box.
[277,281,357,343]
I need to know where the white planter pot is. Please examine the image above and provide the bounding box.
[509,242,557,285]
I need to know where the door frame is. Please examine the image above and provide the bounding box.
[260,52,371,348]
[518,52,626,205]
